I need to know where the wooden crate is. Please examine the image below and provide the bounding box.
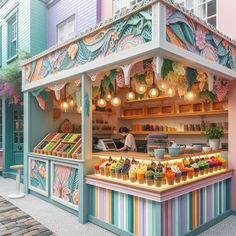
[161,104,174,114]
[179,104,192,113]
[72,139,82,159]
[146,106,161,115]
[193,103,203,112]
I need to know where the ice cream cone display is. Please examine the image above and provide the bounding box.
[92,151,228,189]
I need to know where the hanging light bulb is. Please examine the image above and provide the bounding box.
[105,92,112,102]
[167,87,175,97]
[111,79,121,107]
[70,97,75,107]
[136,83,147,94]
[61,84,68,111]
[97,98,107,108]
[185,91,195,101]
[62,99,68,111]
[158,79,169,92]
[111,96,121,107]
[126,77,135,101]
[148,72,159,98]
[97,80,107,108]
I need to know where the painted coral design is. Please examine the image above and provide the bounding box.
[68,44,78,60]
[172,62,185,76]
[53,165,79,205]
[39,164,47,178]
[213,78,229,101]
[196,26,207,50]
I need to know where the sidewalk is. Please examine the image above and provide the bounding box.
[0,177,115,236]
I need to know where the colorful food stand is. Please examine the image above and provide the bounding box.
[21,0,236,235]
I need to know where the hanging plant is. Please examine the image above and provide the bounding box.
[213,77,229,102]
[134,73,147,84]
[0,50,30,103]
[161,59,174,78]
[186,67,197,90]
[198,90,216,102]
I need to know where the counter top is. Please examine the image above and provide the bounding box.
[86,169,233,202]
[92,150,225,162]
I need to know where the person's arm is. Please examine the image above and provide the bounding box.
[116,145,128,152]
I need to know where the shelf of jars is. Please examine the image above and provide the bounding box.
[120,101,228,120]
[91,152,229,193]
[33,133,82,159]
[131,131,228,135]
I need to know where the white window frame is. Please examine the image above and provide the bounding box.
[112,0,142,15]
[57,15,76,44]
[174,0,217,28]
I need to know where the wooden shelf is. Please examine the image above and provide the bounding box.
[131,131,228,135]
[93,111,116,115]
[93,131,116,135]
[124,95,176,104]
[120,110,228,120]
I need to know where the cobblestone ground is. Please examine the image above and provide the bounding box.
[0,196,56,236]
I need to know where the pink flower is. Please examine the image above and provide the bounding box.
[39,164,46,178]
[68,44,78,60]
[111,31,120,42]
[72,190,79,205]
[196,26,207,50]
[36,96,46,110]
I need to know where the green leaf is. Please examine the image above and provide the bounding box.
[219,55,228,66]
[198,90,216,102]
[181,23,195,46]
[161,59,174,78]
[169,23,187,44]
[186,67,197,90]
[217,42,227,57]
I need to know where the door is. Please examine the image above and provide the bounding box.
[13,105,23,165]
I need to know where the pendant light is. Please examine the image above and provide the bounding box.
[61,84,68,112]
[167,87,175,97]
[105,92,112,102]
[126,77,135,101]
[70,97,75,107]
[148,72,159,98]
[158,78,169,92]
[111,80,121,107]
[185,91,195,101]
[136,83,147,95]
[97,80,107,108]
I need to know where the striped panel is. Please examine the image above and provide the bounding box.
[89,179,230,236]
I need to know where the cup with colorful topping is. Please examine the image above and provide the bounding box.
[154,172,163,187]
[171,166,181,183]
[191,163,199,177]
[180,168,187,181]
[110,163,117,178]
[137,169,146,184]
[197,162,205,175]
[204,162,209,174]
[166,171,175,185]
[104,164,111,177]
[145,170,155,186]
[129,164,137,183]
[186,166,194,179]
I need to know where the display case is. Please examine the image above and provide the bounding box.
[33,133,82,158]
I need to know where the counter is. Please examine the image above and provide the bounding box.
[86,151,232,236]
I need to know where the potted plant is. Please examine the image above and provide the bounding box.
[202,126,224,150]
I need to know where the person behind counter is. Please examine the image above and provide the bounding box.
[116,127,137,152]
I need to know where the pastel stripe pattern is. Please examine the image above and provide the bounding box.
[89,179,230,236]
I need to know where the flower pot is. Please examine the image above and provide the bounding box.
[209,139,220,150]
[155,179,162,187]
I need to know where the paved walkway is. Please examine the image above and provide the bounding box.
[0,196,55,236]
[199,215,236,236]
[0,177,115,236]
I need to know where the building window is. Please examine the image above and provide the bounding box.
[113,0,142,15]
[174,0,217,27]
[57,15,75,44]
[7,13,17,60]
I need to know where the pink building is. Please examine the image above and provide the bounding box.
[101,0,236,40]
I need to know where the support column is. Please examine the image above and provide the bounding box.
[79,74,93,223]
[228,80,236,210]
[23,92,31,194]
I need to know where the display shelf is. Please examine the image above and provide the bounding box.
[131,131,229,135]
[92,150,224,162]
[123,95,176,104]
[93,130,116,135]
[93,111,116,115]
[120,110,228,120]
[86,169,233,197]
